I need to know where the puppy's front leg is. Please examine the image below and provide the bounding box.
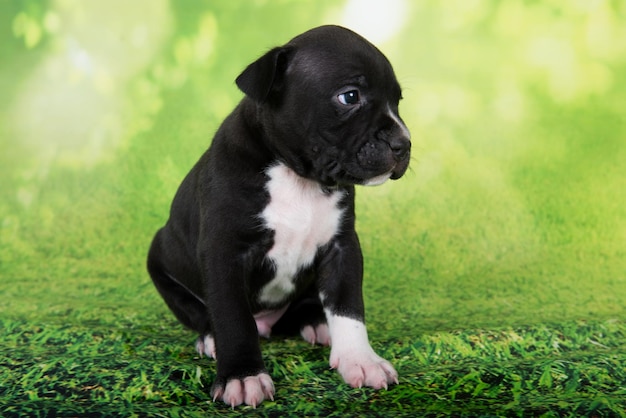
[201,253,274,407]
[318,231,399,390]
[325,313,398,390]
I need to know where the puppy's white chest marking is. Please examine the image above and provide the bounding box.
[259,163,344,304]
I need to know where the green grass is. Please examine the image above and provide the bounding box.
[2,1,626,416]
[2,317,625,417]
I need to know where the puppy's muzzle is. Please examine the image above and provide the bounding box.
[387,135,411,162]
[388,135,411,180]
[357,133,410,185]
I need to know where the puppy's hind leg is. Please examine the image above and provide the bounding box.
[273,292,330,346]
[147,242,213,355]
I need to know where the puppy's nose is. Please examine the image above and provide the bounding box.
[388,136,411,161]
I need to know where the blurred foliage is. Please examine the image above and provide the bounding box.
[0,0,625,333]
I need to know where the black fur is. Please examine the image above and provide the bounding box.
[147,25,410,403]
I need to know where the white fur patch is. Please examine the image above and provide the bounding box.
[363,171,393,186]
[259,163,344,304]
[387,103,411,140]
[325,312,399,389]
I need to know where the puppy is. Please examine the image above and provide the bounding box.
[147,25,411,407]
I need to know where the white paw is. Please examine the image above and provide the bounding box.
[300,323,331,346]
[325,314,399,389]
[195,335,216,359]
[330,348,398,390]
[212,373,275,408]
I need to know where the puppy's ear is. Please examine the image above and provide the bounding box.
[236,46,294,102]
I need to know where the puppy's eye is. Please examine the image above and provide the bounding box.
[337,90,360,106]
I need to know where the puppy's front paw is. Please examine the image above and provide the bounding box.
[330,348,398,390]
[211,373,275,408]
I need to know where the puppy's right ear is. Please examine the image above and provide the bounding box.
[236,46,294,103]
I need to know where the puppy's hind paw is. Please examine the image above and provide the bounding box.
[211,373,275,408]
[195,335,216,359]
[300,323,331,346]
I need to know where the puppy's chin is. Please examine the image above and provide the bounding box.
[362,171,393,186]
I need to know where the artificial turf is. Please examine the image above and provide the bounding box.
[2,317,625,416]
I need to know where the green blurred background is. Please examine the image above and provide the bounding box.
[1,0,625,333]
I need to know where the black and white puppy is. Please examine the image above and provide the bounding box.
[147,25,411,407]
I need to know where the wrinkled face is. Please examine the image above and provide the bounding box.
[237,26,411,187]
[280,29,411,187]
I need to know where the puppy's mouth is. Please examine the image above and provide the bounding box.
[310,137,410,187]
[362,171,393,186]
[351,139,411,186]
[316,159,408,187]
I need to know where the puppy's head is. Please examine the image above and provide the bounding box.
[236,25,411,187]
